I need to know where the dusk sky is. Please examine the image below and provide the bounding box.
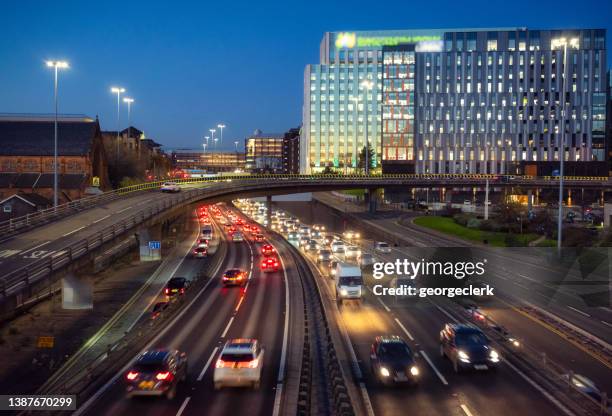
[1,0,610,151]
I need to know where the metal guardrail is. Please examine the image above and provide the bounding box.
[2,173,610,240]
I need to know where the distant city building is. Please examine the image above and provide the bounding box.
[171,150,245,173]
[282,127,300,174]
[0,114,110,204]
[245,130,283,173]
[303,28,608,175]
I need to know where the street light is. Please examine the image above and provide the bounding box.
[217,124,226,147]
[209,129,216,150]
[234,140,240,169]
[484,141,490,220]
[551,37,579,251]
[123,97,134,138]
[111,86,126,162]
[360,79,374,175]
[46,60,69,208]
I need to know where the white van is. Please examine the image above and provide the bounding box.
[334,263,363,304]
[201,225,213,240]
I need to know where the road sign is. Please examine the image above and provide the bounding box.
[148,241,161,250]
[92,176,100,187]
[37,336,54,348]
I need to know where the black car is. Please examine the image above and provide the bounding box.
[370,336,419,385]
[440,323,501,372]
[165,277,189,297]
[125,349,188,399]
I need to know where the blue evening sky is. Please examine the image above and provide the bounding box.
[0,0,610,150]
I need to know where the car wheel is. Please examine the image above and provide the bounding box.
[167,385,176,400]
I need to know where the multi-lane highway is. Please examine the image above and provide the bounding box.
[276,199,611,416]
[75,204,290,416]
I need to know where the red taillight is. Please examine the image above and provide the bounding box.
[126,371,138,380]
[156,371,172,381]
[261,262,267,268]
[237,358,259,369]
[180,288,185,294]
[274,262,279,267]
[164,288,169,295]
[216,359,229,368]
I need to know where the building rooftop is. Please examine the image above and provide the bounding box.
[0,117,100,156]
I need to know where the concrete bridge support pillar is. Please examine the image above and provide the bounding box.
[365,189,377,214]
[266,195,272,227]
[62,272,93,310]
[136,223,163,262]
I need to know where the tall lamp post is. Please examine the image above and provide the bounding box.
[123,97,134,138]
[234,140,240,170]
[209,129,216,150]
[484,141,490,220]
[111,86,126,162]
[46,60,69,208]
[551,37,579,251]
[217,124,226,147]
[360,79,374,175]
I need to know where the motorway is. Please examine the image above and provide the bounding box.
[76,204,289,416]
[277,199,611,415]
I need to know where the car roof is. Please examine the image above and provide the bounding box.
[376,335,407,345]
[169,277,186,283]
[137,349,172,363]
[222,338,258,353]
[449,323,483,334]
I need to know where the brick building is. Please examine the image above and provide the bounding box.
[0,114,109,204]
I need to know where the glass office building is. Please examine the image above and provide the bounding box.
[302,28,607,174]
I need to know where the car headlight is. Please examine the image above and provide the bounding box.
[489,349,500,362]
[355,233,360,238]
[458,350,470,362]
[410,366,419,376]
[380,367,390,377]
[340,288,348,296]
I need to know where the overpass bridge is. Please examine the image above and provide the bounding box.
[1,173,611,314]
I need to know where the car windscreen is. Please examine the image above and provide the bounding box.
[220,353,255,362]
[339,276,363,286]
[134,361,166,372]
[455,331,488,347]
[168,278,186,288]
[379,342,412,359]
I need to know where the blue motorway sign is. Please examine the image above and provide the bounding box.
[148,241,161,250]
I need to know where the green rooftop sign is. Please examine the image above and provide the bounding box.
[357,35,441,47]
[335,32,442,49]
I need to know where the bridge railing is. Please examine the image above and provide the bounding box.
[1,174,611,306]
[0,174,609,240]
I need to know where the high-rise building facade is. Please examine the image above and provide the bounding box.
[302,28,607,174]
[245,130,284,173]
[282,127,300,174]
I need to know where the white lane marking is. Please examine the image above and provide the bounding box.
[116,206,132,214]
[419,350,448,386]
[567,305,590,317]
[602,321,612,328]
[460,404,474,416]
[394,318,414,341]
[176,396,190,416]
[504,359,574,416]
[92,214,111,224]
[373,290,391,312]
[197,347,219,381]
[273,246,291,416]
[221,317,234,338]
[20,241,50,255]
[62,226,85,237]
[235,295,245,312]
[72,232,225,416]
[430,300,460,324]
